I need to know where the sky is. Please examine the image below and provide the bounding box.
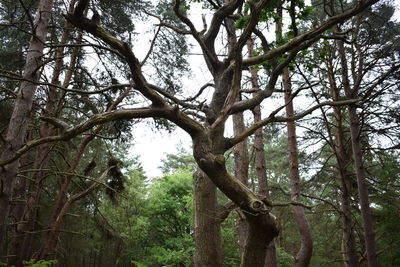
[129,126,192,178]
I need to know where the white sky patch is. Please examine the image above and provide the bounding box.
[130,125,192,178]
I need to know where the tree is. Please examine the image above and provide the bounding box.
[0,0,54,254]
[0,0,384,265]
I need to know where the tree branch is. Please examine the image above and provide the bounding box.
[242,0,379,67]
[226,98,361,150]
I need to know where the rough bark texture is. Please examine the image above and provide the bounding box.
[7,126,35,266]
[337,39,378,267]
[192,131,279,267]
[0,0,54,255]
[283,68,313,266]
[193,170,224,267]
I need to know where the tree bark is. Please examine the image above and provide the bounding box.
[193,170,224,267]
[247,38,278,267]
[35,88,129,259]
[283,68,313,266]
[337,39,378,267]
[0,0,54,254]
[233,100,250,257]
[327,64,359,267]
[192,130,279,267]
[7,4,79,264]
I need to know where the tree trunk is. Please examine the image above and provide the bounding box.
[333,105,359,267]
[193,170,224,267]
[337,39,378,267]
[233,96,250,257]
[283,68,313,266]
[193,130,279,267]
[7,126,35,266]
[247,37,278,267]
[36,89,129,259]
[327,65,359,267]
[7,9,81,263]
[0,0,54,254]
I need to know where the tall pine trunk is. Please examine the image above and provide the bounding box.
[337,39,378,267]
[0,0,54,254]
[246,38,278,267]
[327,65,359,266]
[7,4,79,264]
[283,68,313,266]
[233,101,250,257]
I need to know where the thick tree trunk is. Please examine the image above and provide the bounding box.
[7,128,35,266]
[0,0,54,254]
[193,170,224,267]
[193,131,279,267]
[240,214,278,267]
[283,68,313,266]
[337,39,378,267]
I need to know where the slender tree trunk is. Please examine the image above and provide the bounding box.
[7,6,80,263]
[36,165,110,259]
[233,100,250,257]
[337,39,378,267]
[35,89,129,259]
[0,0,54,254]
[247,38,278,267]
[327,66,359,267]
[276,2,313,263]
[224,9,251,259]
[283,68,313,266]
[333,107,359,267]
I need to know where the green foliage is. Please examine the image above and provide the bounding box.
[136,170,194,266]
[276,246,294,266]
[131,261,148,267]
[0,260,58,267]
[221,212,240,266]
[234,15,250,29]
[160,146,196,174]
[22,260,57,267]
[368,153,400,265]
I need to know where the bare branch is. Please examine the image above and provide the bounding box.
[243,0,379,67]
[0,105,204,166]
[141,25,162,65]
[226,98,361,150]
[173,0,220,69]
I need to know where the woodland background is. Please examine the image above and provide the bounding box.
[0,0,399,266]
